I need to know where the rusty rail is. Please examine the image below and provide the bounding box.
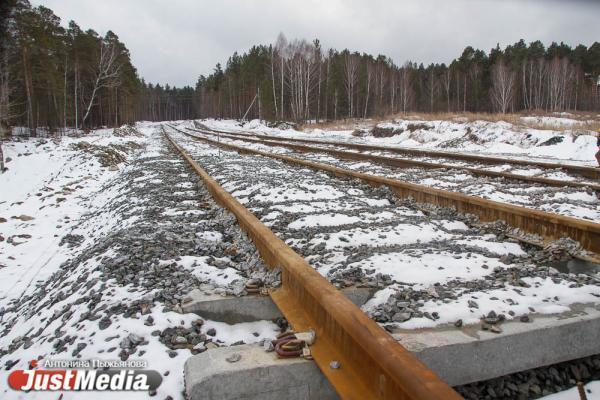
[196,125,600,181]
[173,127,600,255]
[187,127,600,191]
[164,130,462,400]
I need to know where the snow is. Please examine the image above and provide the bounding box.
[195,118,600,221]
[351,250,508,286]
[172,121,600,334]
[288,211,396,229]
[520,115,595,127]
[398,276,600,329]
[309,222,452,250]
[196,230,223,241]
[253,183,345,203]
[0,134,144,298]
[452,238,526,256]
[539,381,600,400]
[199,116,599,164]
[0,123,277,400]
[159,256,244,286]
[4,118,597,399]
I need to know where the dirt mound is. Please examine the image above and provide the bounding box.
[267,121,297,130]
[70,141,142,167]
[113,125,142,137]
[370,126,398,137]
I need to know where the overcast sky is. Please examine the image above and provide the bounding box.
[31,0,600,88]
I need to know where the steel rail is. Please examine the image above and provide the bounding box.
[172,127,600,255]
[196,125,600,180]
[164,130,463,400]
[186,127,600,192]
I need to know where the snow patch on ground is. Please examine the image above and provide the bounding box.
[200,117,599,164]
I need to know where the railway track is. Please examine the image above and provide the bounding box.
[165,125,600,399]
[168,124,600,256]
[184,127,600,224]
[189,125,600,192]
[163,129,463,400]
[195,124,600,181]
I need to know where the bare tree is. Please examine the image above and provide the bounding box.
[314,40,322,123]
[363,60,374,118]
[389,68,396,114]
[82,39,121,127]
[490,60,516,113]
[283,38,318,122]
[426,67,439,112]
[441,67,452,112]
[547,57,575,111]
[398,63,413,113]
[269,44,278,118]
[344,52,359,118]
[275,33,287,119]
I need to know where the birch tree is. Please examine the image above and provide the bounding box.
[490,60,516,113]
[82,36,121,127]
[363,60,374,118]
[398,63,413,113]
[343,52,359,118]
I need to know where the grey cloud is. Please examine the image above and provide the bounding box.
[31,0,600,87]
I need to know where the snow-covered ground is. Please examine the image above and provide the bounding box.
[183,128,600,221]
[539,381,600,399]
[0,123,278,399]
[200,115,599,164]
[0,132,145,299]
[168,124,600,333]
[2,116,599,399]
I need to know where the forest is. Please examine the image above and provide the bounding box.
[1,0,600,135]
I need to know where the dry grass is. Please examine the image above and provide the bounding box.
[300,111,600,133]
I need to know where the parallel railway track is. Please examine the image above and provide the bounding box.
[164,129,463,400]
[194,124,600,181]
[188,126,600,192]
[167,124,600,255]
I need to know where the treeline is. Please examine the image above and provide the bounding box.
[195,34,600,122]
[1,1,600,135]
[0,0,197,135]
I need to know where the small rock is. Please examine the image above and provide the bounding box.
[128,334,144,346]
[192,344,207,354]
[490,325,502,334]
[119,349,129,361]
[72,343,87,356]
[226,353,241,363]
[171,336,187,345]
[484,310,499,324]
[391,312,412,323]
[468,300,479,309]
[98,317,111,330]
